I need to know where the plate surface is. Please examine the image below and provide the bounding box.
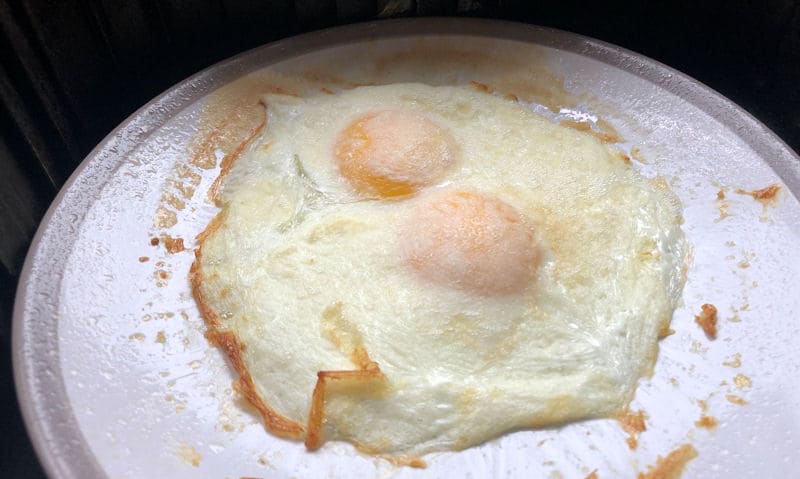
[14,18,800,479]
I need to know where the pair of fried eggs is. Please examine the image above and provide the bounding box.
[193,83,687,459]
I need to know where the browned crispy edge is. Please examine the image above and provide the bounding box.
[188,99,424,465]
[304,365,384,450]
[208,103,268,203]
[190,247,306,440]
[190,101,306,440]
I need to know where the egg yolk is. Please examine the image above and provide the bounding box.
[400,190,540,296]
[334,110,458,197]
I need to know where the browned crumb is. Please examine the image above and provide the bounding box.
[722,353,742,368]
[689,340,708,354]
[715,197,731,221]
[161,235,186,253]
[150,237,160,246]
[177,444,202,467]
[717,189,726,200]
[630,147,647,163]
[138,256,149,263]
[735,184,781,207]
[733,374,752,389]
[617,409,647,450]
[616,152,632,164]
[637,444,698,479]
[155,331,167,343]
[586,470,599,479]
[694,304,718,339]
[155,270,171,287]
[177,163,202,186]
[726,394,748,405]
[164,192,186,211]
[470,80,492,92]
[129,332,145,342]
[155,206,178,228]
[172,180,195,200]
[695,415,718,430]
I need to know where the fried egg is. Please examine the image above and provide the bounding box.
[192,83,687,458]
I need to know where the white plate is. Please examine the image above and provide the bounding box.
[14,18,800,478]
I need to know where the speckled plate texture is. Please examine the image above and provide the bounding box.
[13,18,800,479]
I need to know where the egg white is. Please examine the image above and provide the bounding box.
[195,83,687,456]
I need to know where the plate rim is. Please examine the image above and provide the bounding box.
[12,17,800,479]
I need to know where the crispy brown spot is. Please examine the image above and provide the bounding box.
[586,471,599,479]
[177,444,202,467]
[617,409,647,450]
[723,353,742,368]
[735,184,781,207]
[150,237,160,246]
[637,444,698,479]
[630,147,647,163]
[138,256,149,263]
[717,189,726,200]
[695,304,718,339]
[470,80,492,92]
[559,120,620,143]
[726,394,747,405]
[164,192,186,210]
[177,164,202,186]
[733,374,752,389]
[596,118,622,143]
[695,415,718,430]
[172,180,196,199]
[715,196,730,221]
[161,235,186,254]
[155,206,178,229]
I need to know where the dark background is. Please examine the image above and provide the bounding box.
[1,1,798,477]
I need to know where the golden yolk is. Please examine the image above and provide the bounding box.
[334,110,458,197]
[400,190,540,296]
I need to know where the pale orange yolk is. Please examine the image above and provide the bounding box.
[334,110,458,197]
[400,190,540,296]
